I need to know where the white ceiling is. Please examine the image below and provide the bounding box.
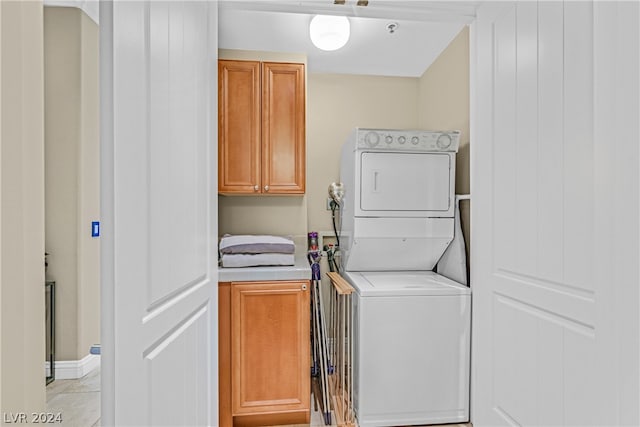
[219,1,480,77]
[44,0,479,77]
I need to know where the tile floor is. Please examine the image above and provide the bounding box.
[46,368,101,427]
[46,368,470,427]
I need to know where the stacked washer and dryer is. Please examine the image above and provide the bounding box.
[339,128,471,427]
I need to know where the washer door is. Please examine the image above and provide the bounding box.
[359,152,451,212]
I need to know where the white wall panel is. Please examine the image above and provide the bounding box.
[148,1,211,307]
[493,5,517,273]
[149,0,172,304]
[494,3,598,291]
[492,0,597,293]
[593,2,640,424]
[563,329,597,426]
[562,2,594,292]
[537,319,563,426]
[537,1,564,283]
[494,294,595,426]
[612,3,640,422]
[493,295,539,425]
[591,4,618,421]
[145,306,210,426]
[514,2,538,277]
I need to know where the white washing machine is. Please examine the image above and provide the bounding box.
[339,128,471,426]
[345,271,470,427]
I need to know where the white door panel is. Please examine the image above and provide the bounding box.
[472,2,638,426]
[100,1,218,425]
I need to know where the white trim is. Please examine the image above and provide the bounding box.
[218,1,477,24]
[468,14,478,426]
[43,0,99,25]
[99,0,115,423]
[46,354,100,380]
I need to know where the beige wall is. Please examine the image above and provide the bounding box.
[1,0,46,418]
[418,27,471,268]
[78,10,100,359]
[44,7,100,361]
[306,73,420,233]
[418,26,470,194]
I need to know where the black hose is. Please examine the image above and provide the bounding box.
[331,257,340,273]
[330,201,341,248]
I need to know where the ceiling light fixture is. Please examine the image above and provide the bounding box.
[309,15,350,51]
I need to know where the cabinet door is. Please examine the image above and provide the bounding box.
[231,281,310,415]
[261,62,306,194]
[218,60,261,193]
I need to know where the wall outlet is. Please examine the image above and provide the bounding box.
[326,197,333,210]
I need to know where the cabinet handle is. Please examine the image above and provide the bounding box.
[264,185,270,192]
[254,185,259,192]
[301,284,307,291]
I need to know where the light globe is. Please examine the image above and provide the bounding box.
[309,15,350,51]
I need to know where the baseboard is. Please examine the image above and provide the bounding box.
[45,354,100,380]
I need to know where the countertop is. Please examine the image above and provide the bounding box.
[217,237,312,283]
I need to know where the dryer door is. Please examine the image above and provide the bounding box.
[359,152,452,213]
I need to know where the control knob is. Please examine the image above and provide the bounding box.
[411,136,419,145]
[436,134,452,149]
[364,131,380,147]
[398,136,406,144]
[385,135,393,144]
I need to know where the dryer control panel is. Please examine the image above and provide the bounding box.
[356,128,460,152]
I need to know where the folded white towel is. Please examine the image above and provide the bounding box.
[221,253,295,268]
[219,234,295,254]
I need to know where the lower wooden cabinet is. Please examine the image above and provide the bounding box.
[219,280,310,427]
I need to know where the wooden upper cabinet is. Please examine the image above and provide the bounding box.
[261,62,306,194]
[218,60,306,195]
[218,60,261,193]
